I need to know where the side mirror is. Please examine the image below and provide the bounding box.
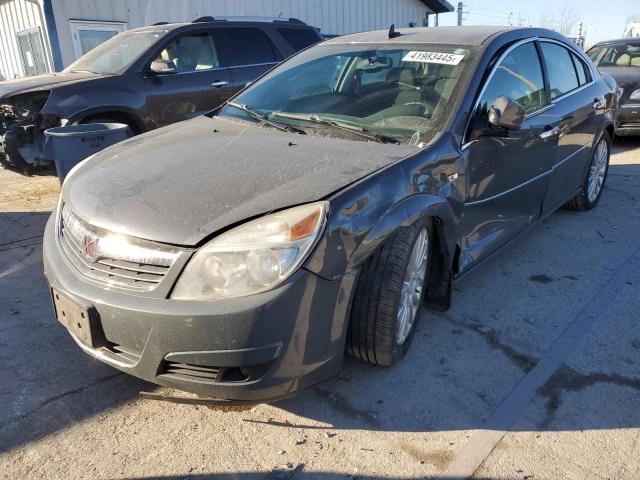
[488,95,525,131]
[149,59,177,75]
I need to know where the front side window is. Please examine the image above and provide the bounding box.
[540,43,579,98]
[216,43,472,145]
[155,32,221,72]
[479,42,547,114]
[64,31,162,75]
[587,42,640,67]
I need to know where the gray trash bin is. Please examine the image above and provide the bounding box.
[43,123,130,184]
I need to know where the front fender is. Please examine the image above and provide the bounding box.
[306,192,458,281]
[350,194,457,269]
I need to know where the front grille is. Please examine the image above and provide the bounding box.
[59,205,179,292]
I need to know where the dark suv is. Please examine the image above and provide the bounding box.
[0,16,322,170]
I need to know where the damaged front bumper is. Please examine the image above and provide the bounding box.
[42,213,357,402]
[0,91,56,169]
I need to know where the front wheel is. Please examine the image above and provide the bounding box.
[565,133,610,211]
[347,218,431,366]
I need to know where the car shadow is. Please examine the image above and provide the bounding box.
[1,138,639,456]
[128,472,486,480]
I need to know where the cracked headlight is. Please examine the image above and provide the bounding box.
[172,202,328,300]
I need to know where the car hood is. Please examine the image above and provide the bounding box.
[0,72,102,99]
[63,116,419,246]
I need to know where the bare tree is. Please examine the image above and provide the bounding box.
[539,12,556,30]
[557,4,578,36]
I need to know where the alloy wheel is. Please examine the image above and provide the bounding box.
[396,228,429,346]
[587,140,608,202]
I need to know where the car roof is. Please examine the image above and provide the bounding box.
[592,38,640,46]
[322,26,572,47]
[323,26,519,46]
[124,17,313,35]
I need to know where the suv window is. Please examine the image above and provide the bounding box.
[540,43,579,98]
[220,28,281,65]
[157,32,221,72]
[588,42,640,67]
[479,42,547,114]
[278,28,321,52]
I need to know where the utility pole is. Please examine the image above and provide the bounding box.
[457,2,463,26]
[577,22,585,49]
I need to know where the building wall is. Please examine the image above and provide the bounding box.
[51,0,429,68]
[624,22,640,38]
[0,0,54,80]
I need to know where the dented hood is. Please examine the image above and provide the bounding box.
[0,72,102,99]
[63,116,418,246]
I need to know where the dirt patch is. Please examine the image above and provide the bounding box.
[401,444,454,470]
[0,167,59,212]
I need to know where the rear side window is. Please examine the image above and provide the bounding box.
[220,28,282,66]
[571,52,591,85]
[278,28,321,52]
[479,42,548,114]
[540,43,579,98]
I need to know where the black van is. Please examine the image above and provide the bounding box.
[0,16,322,171]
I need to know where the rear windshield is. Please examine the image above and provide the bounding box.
[217,43,473,146]
[587,43,640,67]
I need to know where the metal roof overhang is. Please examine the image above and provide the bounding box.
[420,0,455,14]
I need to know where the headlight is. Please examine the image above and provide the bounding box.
[172,202,328,300]
[630,89,640,101]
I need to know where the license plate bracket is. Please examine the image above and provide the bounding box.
[52,289,100,348]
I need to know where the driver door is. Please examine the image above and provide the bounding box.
[143,29,234,129]
[458,41,556,273]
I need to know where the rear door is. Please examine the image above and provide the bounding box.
[217,27,283,93]
[142,29,234,128]
[459,41,556,272]
[538,41,603,214]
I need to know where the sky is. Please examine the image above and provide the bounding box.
[434,0,638,47]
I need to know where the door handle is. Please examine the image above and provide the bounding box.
[539,126,560,140]
[593,97,605,110]
[210,80,229,87]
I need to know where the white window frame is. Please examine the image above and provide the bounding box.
[69,20,127,59]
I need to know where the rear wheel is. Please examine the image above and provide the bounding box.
[347,218,431,366]
[564,133,610,211]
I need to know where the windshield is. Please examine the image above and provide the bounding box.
[63,31,163,75]
[588,43,640,68]
[216,43,472,145]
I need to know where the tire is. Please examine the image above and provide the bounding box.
[347,218,431,366]
[564,132,610,211]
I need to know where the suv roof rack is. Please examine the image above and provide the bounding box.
[191,16,307,25]
[192,16,215,23]
[153,21,169,25]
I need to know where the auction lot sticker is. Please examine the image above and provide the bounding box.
[402,51,465,65]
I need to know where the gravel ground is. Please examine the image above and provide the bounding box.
[0,137,639,480]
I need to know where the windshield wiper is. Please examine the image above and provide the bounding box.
[226,102,305,135]
[271,112,400,144]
